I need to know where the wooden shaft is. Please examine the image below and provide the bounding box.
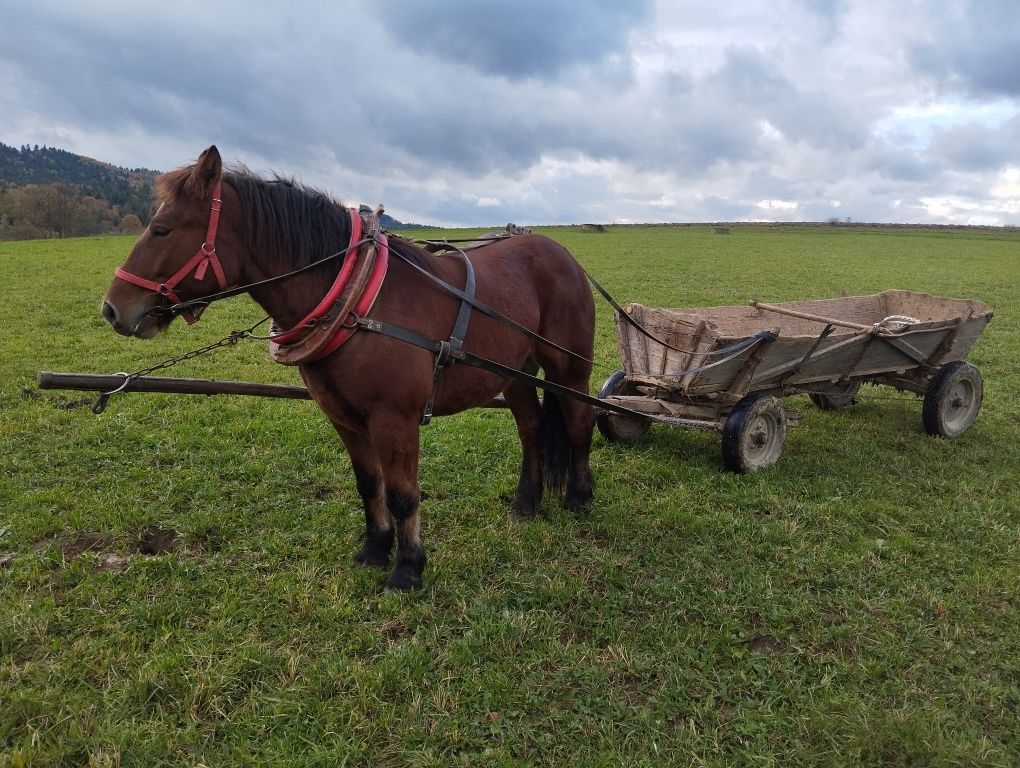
[36,372,509,408]
[37,372,313,399]
[748,300,872,331]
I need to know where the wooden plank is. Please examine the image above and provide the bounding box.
[748,300,873,331]
[925,307,973,367]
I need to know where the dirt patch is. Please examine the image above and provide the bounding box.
[821,610,846,626]
[380,619,414,645]
[98,553,132,571]
[748,635,785,655]
[137,527,180,556]
[61,532,115,559]
[58,397,94,410]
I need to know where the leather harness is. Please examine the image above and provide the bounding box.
[115,185,776,425]
[116,187,480,421]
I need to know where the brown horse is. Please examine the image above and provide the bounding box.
[101,146,595,590]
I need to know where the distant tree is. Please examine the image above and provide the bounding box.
[119,214,144,234]
[0,142,159,237]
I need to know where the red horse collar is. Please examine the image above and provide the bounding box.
[268,207,390,365]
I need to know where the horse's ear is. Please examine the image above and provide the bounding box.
[190,145,222,197]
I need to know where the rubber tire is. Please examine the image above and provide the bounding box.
[922,361,983,438]
[722,393,787,473]
[596,371,650,443]
[809,380,862,411]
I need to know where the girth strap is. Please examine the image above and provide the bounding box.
[422,251,476,424]
[389,247,593,365]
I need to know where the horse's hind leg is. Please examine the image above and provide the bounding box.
[335,426,394,567]
[538,355,595,512]
[560,397,595,512]
[369,413,427,591]
[503,378,544,518]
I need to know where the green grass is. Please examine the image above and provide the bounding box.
[1,226,1018,766]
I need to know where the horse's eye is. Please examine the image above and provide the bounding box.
[151,226,171,238]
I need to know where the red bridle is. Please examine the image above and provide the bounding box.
[114,180,228,324]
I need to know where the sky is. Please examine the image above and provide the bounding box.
[1,0,1018,227]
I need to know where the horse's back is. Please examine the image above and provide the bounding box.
[467,234,595,363]
[470,234,593,314]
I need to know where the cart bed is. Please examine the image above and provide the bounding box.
[617,290,992,400]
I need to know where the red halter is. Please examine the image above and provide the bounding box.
[114,180,228,324]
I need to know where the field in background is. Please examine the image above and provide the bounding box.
[1,225,1018,766]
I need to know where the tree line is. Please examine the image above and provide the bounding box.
[0,143,158,241]
[1,143,427,240]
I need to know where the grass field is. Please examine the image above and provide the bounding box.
[1,225,1018,766]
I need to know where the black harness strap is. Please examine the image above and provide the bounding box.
[356,316,683,421]
[422,251,476,424]
[389,247,594,365]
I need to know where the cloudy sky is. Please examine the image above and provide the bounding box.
[1,0,1018,226]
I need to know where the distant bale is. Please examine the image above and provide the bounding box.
[580,223,606,233]
[712,226,731,235]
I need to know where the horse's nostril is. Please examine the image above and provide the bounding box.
[101,301,117,325]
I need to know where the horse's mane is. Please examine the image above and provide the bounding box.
[155,164,434,274]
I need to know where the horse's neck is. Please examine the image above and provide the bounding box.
[244,253,336,330]
[239,200,353,328]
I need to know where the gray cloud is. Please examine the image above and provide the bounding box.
[375,0,652,80]
[1,1,1017,226]
[925,118,1020,172]
[908,0,1020,97]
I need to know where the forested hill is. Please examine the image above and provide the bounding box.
[0,143,419,240]
[0,143,159,240]
[0,143,158,190]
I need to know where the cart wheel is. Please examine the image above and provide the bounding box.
[922,361,983,438]
[722,393,787,473]
[809,381,861,411]
[596,371,650,443]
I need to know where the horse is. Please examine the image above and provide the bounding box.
[101,146,596,591]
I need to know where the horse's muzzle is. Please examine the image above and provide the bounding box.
[100,298,167,338]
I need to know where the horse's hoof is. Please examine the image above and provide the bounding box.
[354,543,391,569]
[385,558,426,595]
[564,494,593,514]
[511,495,542,519]
[564,479,594,514]
[383,574,422,593]
[511,506,542,520]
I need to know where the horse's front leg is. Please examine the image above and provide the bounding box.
[370,414,426,591]
[335,426,394,568]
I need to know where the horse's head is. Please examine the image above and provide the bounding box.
[101,146,240,337]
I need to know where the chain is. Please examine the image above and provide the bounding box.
[129,316,271,378]
[91,316,271,413]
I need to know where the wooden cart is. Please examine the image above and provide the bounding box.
[596,290,992,472]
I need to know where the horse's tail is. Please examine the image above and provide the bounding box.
[541,391,570,495]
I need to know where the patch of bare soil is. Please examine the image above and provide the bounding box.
[748,635,785,655]
[137,527,180,555]
[61,532,115,559]
[380,619,414,645]
[98,553,132,571]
